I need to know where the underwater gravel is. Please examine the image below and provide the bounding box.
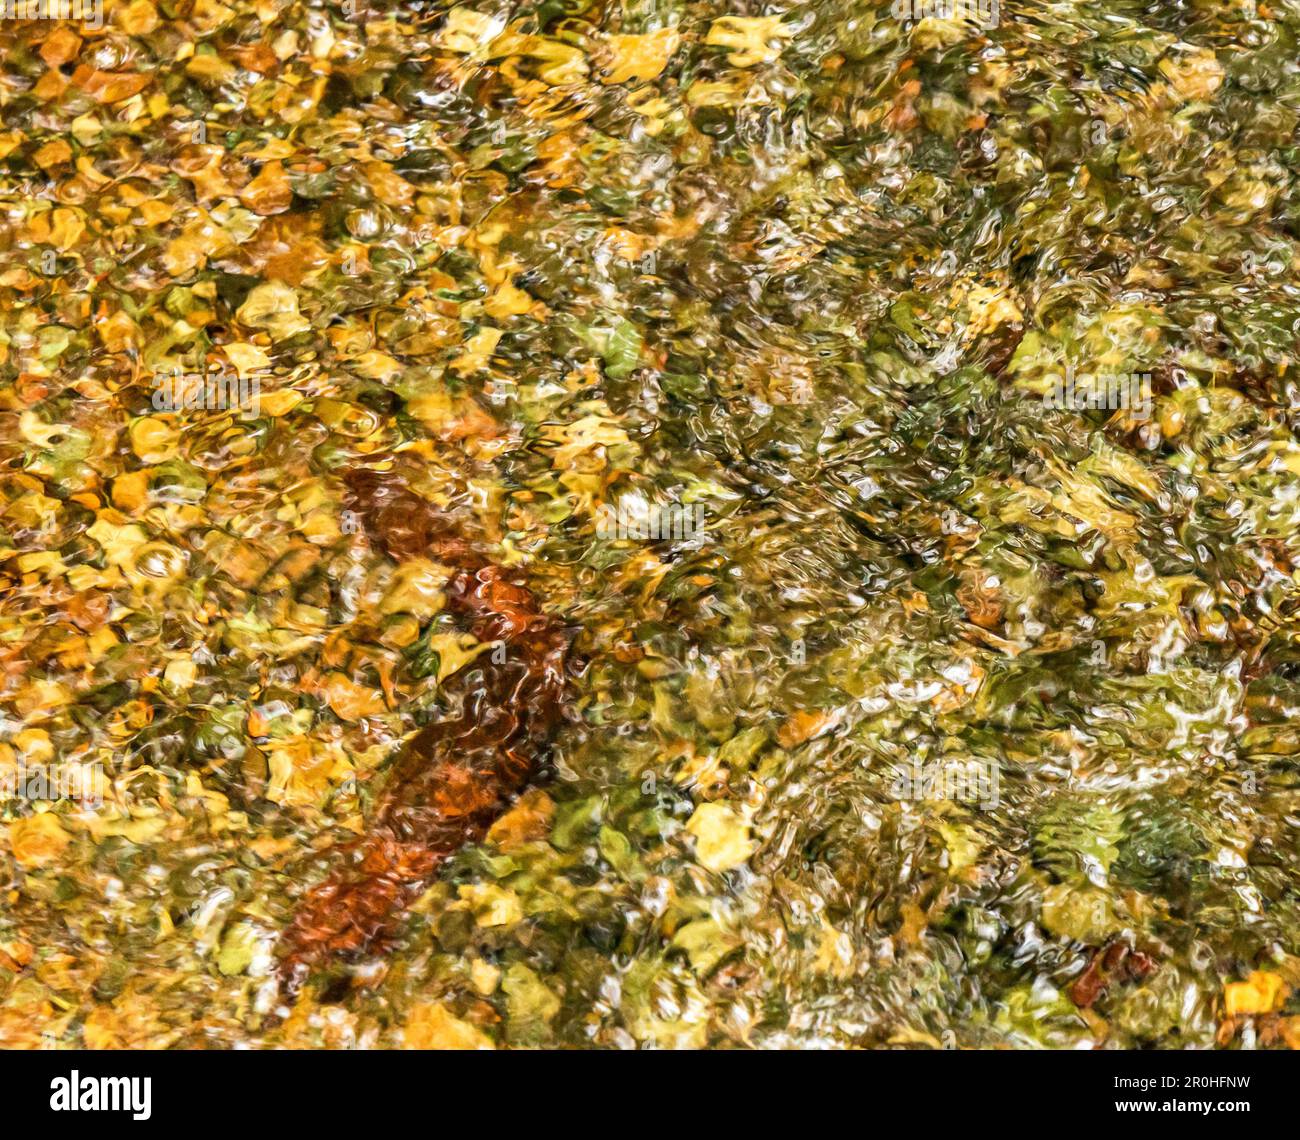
[0,0,1299,1049]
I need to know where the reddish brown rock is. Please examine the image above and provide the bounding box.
[277,467,570,990]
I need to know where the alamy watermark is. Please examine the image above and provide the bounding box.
[890,0,999,29]
[1042,365,1152,420]
[50,1072,151,1121]
[595,500,706,542]
[889,757,1000,810]
[0,0,103,26]
[152,365,261,419]
[1,762,103,808]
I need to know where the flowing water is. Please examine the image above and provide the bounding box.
[1,0,1300,1049]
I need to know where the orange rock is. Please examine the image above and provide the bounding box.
[1224,970,1290,1017]
[116,0,159,35]
[1280,1016,1300,1050]
[486,788,555,850]
[363,161,415,207]
[319,672,387,722]
[8,814,71,869]
[0,939,33,971]
[33,139,72,171]
[239,160,292,215]
[39,26,82,68]
[778,708,837,748]
[74,67,151,104]
[403,1003,494,1049]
